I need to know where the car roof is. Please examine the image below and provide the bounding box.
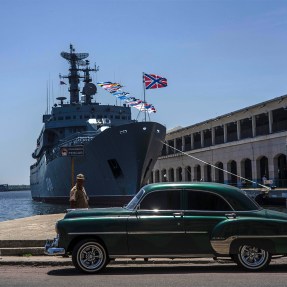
[142,182,246,198]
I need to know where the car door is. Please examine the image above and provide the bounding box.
[183,189,234,255]
[127,189,186,256]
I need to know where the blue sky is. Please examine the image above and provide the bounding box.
[1,0,287,184]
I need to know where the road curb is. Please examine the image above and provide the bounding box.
[0,256,232,267]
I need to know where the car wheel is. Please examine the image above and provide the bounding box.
[72,239,108,273]
[234,244,271,271]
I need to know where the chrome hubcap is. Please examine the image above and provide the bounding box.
[240,245,266,268]
[79,244,104,270]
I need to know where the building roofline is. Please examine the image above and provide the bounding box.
[168,94,287,135]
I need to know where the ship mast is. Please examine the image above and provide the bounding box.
[80,59,99,104]
[60,44,89,104]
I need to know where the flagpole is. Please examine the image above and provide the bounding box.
[143,72,146,122]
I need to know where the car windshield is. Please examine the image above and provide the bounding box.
[125,189,145,210]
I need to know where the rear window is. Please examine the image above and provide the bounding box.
[186,190,232,211]
[224,191,260,211]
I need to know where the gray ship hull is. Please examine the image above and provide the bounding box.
[30,121,166,206]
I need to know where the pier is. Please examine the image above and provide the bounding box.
[0,184,30,192]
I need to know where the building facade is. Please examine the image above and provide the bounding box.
[151,95,287,188]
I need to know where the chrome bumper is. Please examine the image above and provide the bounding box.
[44,236,66,256]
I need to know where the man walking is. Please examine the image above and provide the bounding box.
[70,174,89,208]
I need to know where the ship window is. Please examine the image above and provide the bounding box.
[84,115,90,119]
[122,116,127,120]
[58,116,63,120]
[80,115,82,119]
[65,116,71,120]
[73,116,76,119]
[108,159,123,178]
[115,115,120,119]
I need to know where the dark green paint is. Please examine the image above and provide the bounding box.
[54,182,287,257]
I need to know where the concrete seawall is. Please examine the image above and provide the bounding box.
[0,214,64,255]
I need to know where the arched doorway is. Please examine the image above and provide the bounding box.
[176,167,182,182]
[214,162,224,183]
[154,170,160,183]
[204,164,212,182]
[274,154,287,187]
[185,166,192,181]
[227,160,237,186]
[257,156,269,182]
[241,158,252,187]
[168,168,175,182]
[194,165,201,181]
[161,169,167,182]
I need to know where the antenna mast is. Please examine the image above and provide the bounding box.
[60,44,89,103]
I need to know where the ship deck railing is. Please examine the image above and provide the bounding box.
[58,131,97,147]
[43,132,97,164]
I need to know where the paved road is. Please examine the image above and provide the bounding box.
[1,262,287,287]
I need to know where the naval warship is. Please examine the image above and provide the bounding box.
[30,45,166,206]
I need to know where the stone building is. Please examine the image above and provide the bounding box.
[151,94,287,188]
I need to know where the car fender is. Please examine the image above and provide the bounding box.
[58,217,129,255]
[210,218,282,255]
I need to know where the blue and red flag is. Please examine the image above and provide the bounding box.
[144,73,167,89]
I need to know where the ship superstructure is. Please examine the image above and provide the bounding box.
[30,45,166,205]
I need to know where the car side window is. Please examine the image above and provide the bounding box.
[139,190,181,210]
[186,190,232,211]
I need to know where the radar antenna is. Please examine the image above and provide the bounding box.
[60,44,91,104]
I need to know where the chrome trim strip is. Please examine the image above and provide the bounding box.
[69,231,186,235]
[68,232,126,235]
[69,231,208,235]
[109,254,213,258]
[127,231,185,235]
[186,231,208,234]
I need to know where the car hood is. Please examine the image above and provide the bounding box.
[63,207,132,219]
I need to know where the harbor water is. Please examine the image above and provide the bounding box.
[1,190,287,223]
[0,190,69,222]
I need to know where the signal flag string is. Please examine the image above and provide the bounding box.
[161,141,271,191]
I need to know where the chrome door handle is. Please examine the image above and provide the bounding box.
[173,212,183,217]
[225,213,236,219]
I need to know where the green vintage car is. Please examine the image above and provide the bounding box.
[45,182,287,273]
